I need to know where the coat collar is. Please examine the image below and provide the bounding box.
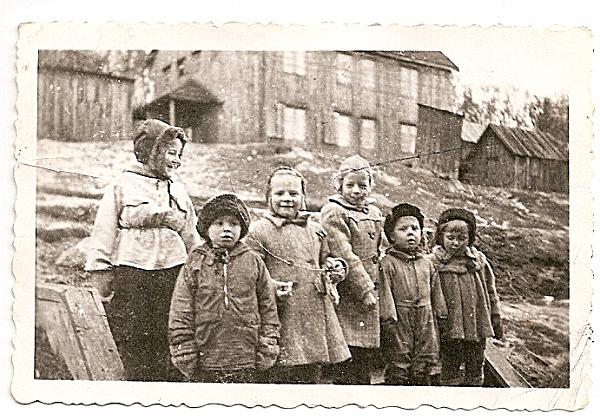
[263,211,310,228]
[328,194,376,214]
[431,245,482,272]
[386,246,422,261]
[124,163,188,211]
[124,162,181,183]
[194,241,250,265]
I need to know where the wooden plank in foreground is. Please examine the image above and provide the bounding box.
[36,283,125,381]
[485,340,531,388]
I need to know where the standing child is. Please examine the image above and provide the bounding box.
[379,204,448,385]
[320,155,384,385]
[429,208,503,386]
[85,119,200,381]
[246,167,350,384]
[168,194,280,383]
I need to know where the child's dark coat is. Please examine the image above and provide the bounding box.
[168,242,280,378]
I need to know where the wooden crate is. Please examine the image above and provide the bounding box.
[35,283,125,381]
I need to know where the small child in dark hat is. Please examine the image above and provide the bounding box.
[168,194,280,383]
[428,208,503,386]
[379,203,448,385]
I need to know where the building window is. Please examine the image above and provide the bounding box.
[360,119,377,150]
[334,112,353,147]
[360,59,376,91]
[283,106,306,143]
[530,157,540,176]
[283,51,306,76]
[336,53,353,85]
[399,124,417,154]
[177,57,186,77]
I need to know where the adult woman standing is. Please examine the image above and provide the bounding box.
[85,119,200,381]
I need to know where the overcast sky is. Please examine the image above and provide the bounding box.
[405,25,588,99]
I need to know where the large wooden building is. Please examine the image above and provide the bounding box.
[136,50,458,160]
[459,124,568,193]
[37,50,136,142]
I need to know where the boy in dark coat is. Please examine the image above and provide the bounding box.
[168,194,280,383]
[379,204,448,385]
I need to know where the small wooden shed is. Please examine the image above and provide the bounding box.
[459,124,568,193]
[415,104,464,179]
[37,50,135,142]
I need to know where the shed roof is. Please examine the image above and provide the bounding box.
[38,50,135,80]
[488,124,568,161]
[462,121,488,144]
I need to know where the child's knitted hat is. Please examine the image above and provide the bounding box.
[384,203,424,243]
[197,194,251,242]
[133,119,187,164]
[333,155,374,192]
[435,208,477,246]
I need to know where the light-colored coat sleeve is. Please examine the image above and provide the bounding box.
[254,256,281,370]
[245,221,268,260]
[168,259,199,379]
[320,204,376,299]
[179,199,201,254]
[85,182,120,272]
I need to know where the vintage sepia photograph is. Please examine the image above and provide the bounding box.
[11,22,593,410]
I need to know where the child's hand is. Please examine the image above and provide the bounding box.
[362,291,377,310]
[273,280,294,300]
[491,314,504,340]
[89,271,114,303]
[161,208,185,231]
[325,257,347,284]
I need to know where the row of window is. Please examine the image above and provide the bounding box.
[267,103,416,153]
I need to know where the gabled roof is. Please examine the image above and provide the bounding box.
[151,78,221,104]
[462,121,488,144]
[488,124,568,161]
[365,51,459,72]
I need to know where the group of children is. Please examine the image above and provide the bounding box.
[87,119,503,386]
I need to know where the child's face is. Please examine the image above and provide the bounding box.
[441,220,470,255]
[341,170,372,206]
[207,214,242,249]
[391,216,422,252]
[149,138,183,179]
[269,174,303,219]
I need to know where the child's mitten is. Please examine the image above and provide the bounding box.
[256,336,280,371]
[272,279,294,301]
[491,314,504,340]
[171,351,198,380]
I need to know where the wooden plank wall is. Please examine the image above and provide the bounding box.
[37,68,134,142]
[416,105,463,178]
[146,51,456,159]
